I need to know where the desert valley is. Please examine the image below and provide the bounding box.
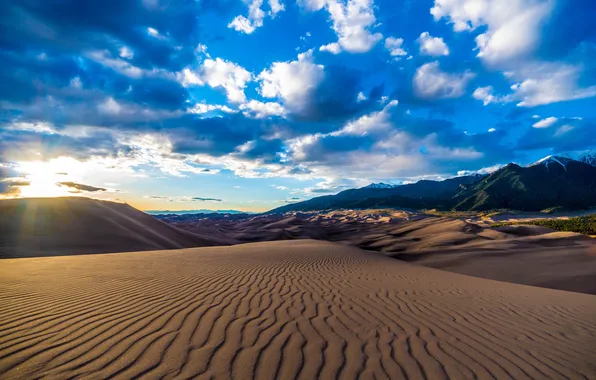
[2,0,596,378]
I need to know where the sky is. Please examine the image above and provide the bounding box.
[1,0,595,212]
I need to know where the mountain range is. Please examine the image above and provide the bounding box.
[270,156,596,213]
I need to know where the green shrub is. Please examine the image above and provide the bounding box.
[491,215,596,235]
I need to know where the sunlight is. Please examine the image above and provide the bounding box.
[16,157,89,198]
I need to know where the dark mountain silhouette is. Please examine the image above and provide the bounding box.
[269,158,596,213]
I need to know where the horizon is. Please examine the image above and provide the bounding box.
[1,0,595,213]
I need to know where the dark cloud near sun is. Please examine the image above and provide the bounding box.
[57,182,107,193]
[0,166,30,196]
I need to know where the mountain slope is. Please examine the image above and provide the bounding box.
[268,158,596,213]
[0,197,230,258]
[269,175,484,213]
[453,160,596,211]
[579,150,596,167]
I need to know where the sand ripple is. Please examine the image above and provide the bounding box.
[1,240,595,379]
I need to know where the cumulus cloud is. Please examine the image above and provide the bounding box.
[431,0,553,66]
[301,0,382,54]
[319,43,342,54]
[414,61,475,99]
[180,57,252,103]
[385,37,407,58]
[257,50,324,112]
[473,63,596,108]
[228,0,285,34]
[417,32,449,56]
[472,86,513,106]
[239,100,286,118]
[188,103,236,115]
[333,100,398,136]
[509,63,596,107]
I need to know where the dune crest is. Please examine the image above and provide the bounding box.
[1,240,594,379]
[0,197,231,259]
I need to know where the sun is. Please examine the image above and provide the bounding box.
[16,157,88,198]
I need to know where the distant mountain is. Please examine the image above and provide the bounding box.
[267,157,596,213]
[145,209,250,215]
[578,150,596,167]
[363,182,399,189]
[528,154,575,170]
[453,160,596,211]
[268,174,484,213]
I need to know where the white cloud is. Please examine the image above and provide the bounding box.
[228,0,285,34]
[180,58,252,104]
[98,98,123,115]
[300,0,382,54]
[357,92,367,102]
[488,128,496,132]
[472,86,512,105]
[554,124,573,136]
[269,0,285,14]
[87,50,173,79]
[239,100,286,118]
[417,32,449,56]
[147,27,161,38]
[532,116,557,128]
[413,61,475,99]
[385,37,407,57]
[457,164,503,177]
[319,42,342,54]
[431,0,553,66]
[119,46,134,59]
[257,50,324,111]
[472,64,596,108]
[70,77,82,89]
[509,63,596,107]
[188,103,236,115]
[333,100,398,136]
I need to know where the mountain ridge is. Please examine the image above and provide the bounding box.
[269,156,596,213]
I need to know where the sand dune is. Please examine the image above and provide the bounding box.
[1,240,595,379]
[0,198,231,259]
[168,211,596,294]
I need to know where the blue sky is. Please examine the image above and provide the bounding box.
[1,0,595,212]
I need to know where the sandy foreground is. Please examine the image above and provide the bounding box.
[1,240,595,379]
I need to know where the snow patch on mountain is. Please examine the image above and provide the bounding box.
[529,155,574,171]
[578,149,596,167]
[363,182,399,189]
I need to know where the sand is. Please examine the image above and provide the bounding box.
[167,211,596,294]
[0,198,230,259]
[1,240,595,379]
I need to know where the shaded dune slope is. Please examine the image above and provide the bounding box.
[1,240,595,379]
[0,198,230,259]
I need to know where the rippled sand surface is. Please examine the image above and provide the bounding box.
[1,240,595,379]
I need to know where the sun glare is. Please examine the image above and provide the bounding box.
[16,158,88,198]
